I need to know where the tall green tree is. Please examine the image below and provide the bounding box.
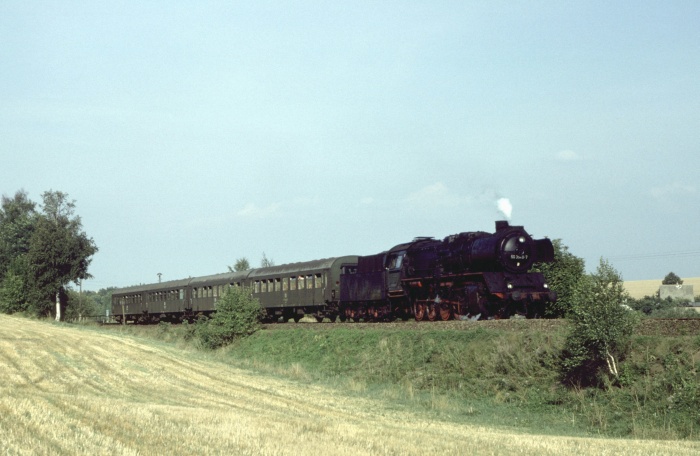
[0,258,29,314]
[0,190,38,313]
[0,190,37,277]
[560,258,639,388]
[532,239,586,318]
[26,191,98,320]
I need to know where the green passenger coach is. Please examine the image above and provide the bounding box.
[111,256,359,324]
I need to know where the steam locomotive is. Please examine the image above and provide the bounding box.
[111,221,556,323]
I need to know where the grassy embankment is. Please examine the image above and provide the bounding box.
[2,315,700,455]
[133,318,700,440]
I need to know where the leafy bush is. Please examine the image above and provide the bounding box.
[196,286,262,349]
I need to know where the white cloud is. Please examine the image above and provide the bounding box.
[650,182,696,201]
[556,150,581,161]
[236,202,281,219]
[405,182,467,208]
[359,197,375,205]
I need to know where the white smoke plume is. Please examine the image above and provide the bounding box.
[497,198,513,220]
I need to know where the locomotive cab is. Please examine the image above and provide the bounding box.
[385,250,405,296]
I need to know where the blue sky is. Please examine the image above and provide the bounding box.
[2,1,699,290]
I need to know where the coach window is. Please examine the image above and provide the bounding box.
[282,277,289,291]
[269,279,275,292]
[254,281,260,293]
[305,275,312,289]
[297,276,304,290]
[315,274,322,289]
[290,276,297,290]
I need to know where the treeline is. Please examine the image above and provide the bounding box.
[0,189,98,320]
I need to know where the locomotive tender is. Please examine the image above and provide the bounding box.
[111,221,556,323]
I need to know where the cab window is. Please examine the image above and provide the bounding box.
[387,253,404,270]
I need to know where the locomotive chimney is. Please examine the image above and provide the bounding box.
[495,220,510,231]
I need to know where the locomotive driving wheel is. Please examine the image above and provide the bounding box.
[427,303,438,321]
[413,301,427,321]
[439,303,452,321]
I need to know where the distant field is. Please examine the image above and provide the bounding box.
[2,316,700,455]
[624,277,700,299]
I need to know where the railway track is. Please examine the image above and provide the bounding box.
[99,318,700,336]
[260,318,565,332]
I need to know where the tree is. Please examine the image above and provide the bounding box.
[229,257,250,272]
[532,239,586,318]
[0,259,29,314]
[260,252,275,268]
[560,258,639,388]
[0,190,37,278]
[0,190,38,313]
[662,272,683,285]
[26,191,98,320]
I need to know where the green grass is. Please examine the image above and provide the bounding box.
[99,321,700,440]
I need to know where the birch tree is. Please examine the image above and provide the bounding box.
[560,258,639,387]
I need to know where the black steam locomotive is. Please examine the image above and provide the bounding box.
[340,220,555,321]
[111,221,556,323]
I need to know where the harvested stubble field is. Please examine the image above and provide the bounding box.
[1,315,699,456]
